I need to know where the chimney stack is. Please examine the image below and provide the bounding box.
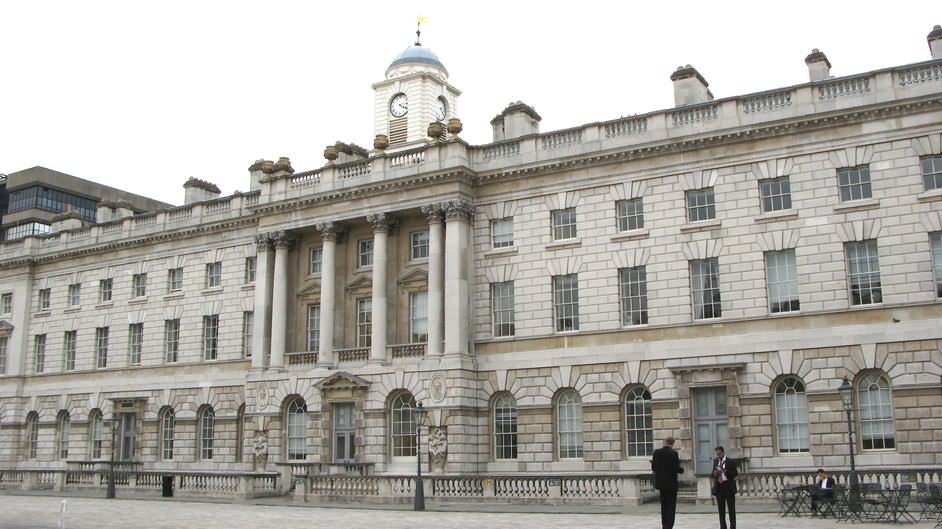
[183,177,221,205]
[491,101,542,142]
[670,65,713,107]
[929,25,942,59]
[805,49,831,81]
[248,159,266,192]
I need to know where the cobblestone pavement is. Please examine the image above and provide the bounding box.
[0,495,937,529]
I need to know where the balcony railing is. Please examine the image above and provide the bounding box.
[389,343,426,358]
[286,351,318,366]
[336,347,369,363]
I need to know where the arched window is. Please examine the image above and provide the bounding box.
[493,393,518,460]
[235,403,245,463]
[198,406,215,460]
[857,372,895,450]
[286,398,308,461]
[774,377,809,453]
[25,412,39,460]
[557,389,583,459]
[624,387,653,458]
[57,411,71,460]
[390,392,416,458]
[89,409,104,459]
[159,407,175,460]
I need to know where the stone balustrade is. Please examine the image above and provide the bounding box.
[389,343,426,358]
[285,351,318,366]
[336,347,369,363]
[725,468,942,501]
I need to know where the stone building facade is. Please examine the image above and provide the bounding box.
[1,27,942,497]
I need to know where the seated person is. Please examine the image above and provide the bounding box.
[811,469,835,511]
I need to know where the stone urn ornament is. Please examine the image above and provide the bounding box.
[427,121,445,139]
[324,145,338,162]
[373,134,389,150]
[260,160,275,174]
[447,118,463,135]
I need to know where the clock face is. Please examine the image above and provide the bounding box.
[389,93,408,118]
[435,97,447,121]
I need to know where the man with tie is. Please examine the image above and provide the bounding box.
[651,437,684,529]
[712,446,738,529]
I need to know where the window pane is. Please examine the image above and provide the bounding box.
[391,393,417,457]
[490,281,515,337]
[691,258,722,319]
[553,274,579,331]
[410,292,428,342]
[759,176,792,213]
[357,299,372,348]
[766,249,800,313]
[686,188,716,222]
[491,218,514,248]
[837,165,872,202]
[624,388,653,457]
[846,240,882,305]
[616,199,644,231]
[551,208,577,241]
[494,394,518,460]
[931,233,942,298]
[774,378,809,453]
[923,155,942,191]
[310,248,323,274]
[557,391,583,459]
[411,231,429,259]
[619,266,648,326]
[307,304,321,352]
[286,398,308,460]
[858,374,895,450]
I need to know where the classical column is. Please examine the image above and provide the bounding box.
[366,213,396,364]
[315,222,344,367]
[421,204,445,356]
[251,234,274,369]
[444,200,473,355]
[269,231,294,369]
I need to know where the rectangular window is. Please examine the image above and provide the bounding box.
[932,232,942,298]
[759,176,792,212]
[409,292,428,343]
[68,284,81,307]
[0,336,7,374]
[837,165,872,202]
[686,188,716,222]
[490,281,515,337]
[309,248,323,274]
[98,278,113,303]
[846,240,882,305]
[241,312,253,358]
[307,304,320,352]
[202,315,219,360]
[551,208,577,241]
[356,298,372,348]
[616,198,644,232]
[127,323,143,366]
[164,319,180,363]
[411,231,429,260]
[168,268,183,292]
[34,334,46,373]
[491,217,514,248]
[38,288,51,311]
[358,239,374,268]
[95,327,109,369]
[0,293,11,314]
[244,257,256,284]
[766,249,800,313]
[691,258,722,319]
[63,331,77,371]
[552,274,580,332]
[132,273,147,298]
[922,155,942,191]
[205,262,222,288]
[618,266,648,326]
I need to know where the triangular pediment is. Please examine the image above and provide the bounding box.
[0,320,13,335]
[297,279,322,297]
[345,273,372,292]
[314,371,371,391]
[397,267,428,288]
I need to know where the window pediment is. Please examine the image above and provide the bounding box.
[397,267,428,291]
[314,371,371,391]
[0,320,13,336]
[345,274,372,296]
[297,280,321,298]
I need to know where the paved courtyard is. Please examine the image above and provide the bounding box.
[0,495,938,529]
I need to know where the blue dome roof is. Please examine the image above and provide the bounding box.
[388,45,446,72]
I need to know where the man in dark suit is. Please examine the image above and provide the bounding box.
[811,468,835,512]
[651,436,684,529]
[712,446,738,529]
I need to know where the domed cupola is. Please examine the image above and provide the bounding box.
[385,44,449,81]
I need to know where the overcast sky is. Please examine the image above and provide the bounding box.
[1,1,940,205]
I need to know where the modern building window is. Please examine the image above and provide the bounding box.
[618,266,648,326]
[846,240,882,305]
[491,217,514,248]
[390,392,417,458]
[309,248,323,274]
[557,390,583,459]
[98,278,113,303]
[691,258,722,319]
[931,232,942,298]
[5,222,51,240]
[286,397,308,461]
[164,319,180,363]
[922,155,942,191]
[759,176,792,212]
[616,198,644,231]
[857,372,895,450]
[686,188,716,222]
[7,185,97,221]
[198,406,215,460]
[63,331,77,371]
[160,408,175,460]
[244,257,256,284]
[128,323,143,366]
[57,411,70,460]
[837,165,872,202]
[89,410,104,459]
[0,336,7,374]
[132,273,147,298]
[356,298,372,348]
[766,249,800,313]
[624,387,653,458]
[409,292,428,343]
[167,268,183,292]
[68,283,81,307]
[205,262,222,288]
[241,312,253,358]
[774,377,809,453]
[38,288,51,311]
[358,239,374,268]
[411,230,429,260]
[33,334,46,373]
[25,412,39,460]
[202,315,219,360]
[552,274,579,332]
[0,293,11,314]
[490,281,515,337]
[493,393,518,460]
[551,208,577,241]
[95,327,109,368]
[307,304,320,352]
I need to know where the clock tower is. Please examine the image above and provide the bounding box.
[373,41,461,151]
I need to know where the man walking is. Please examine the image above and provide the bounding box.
[712,446,738,529]
[651,436,684,529]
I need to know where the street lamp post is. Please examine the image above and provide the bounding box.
[837,377,860,512]
[106,414,118,499]
[413,401,427,512]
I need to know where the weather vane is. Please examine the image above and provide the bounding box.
[416,15,428,46]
